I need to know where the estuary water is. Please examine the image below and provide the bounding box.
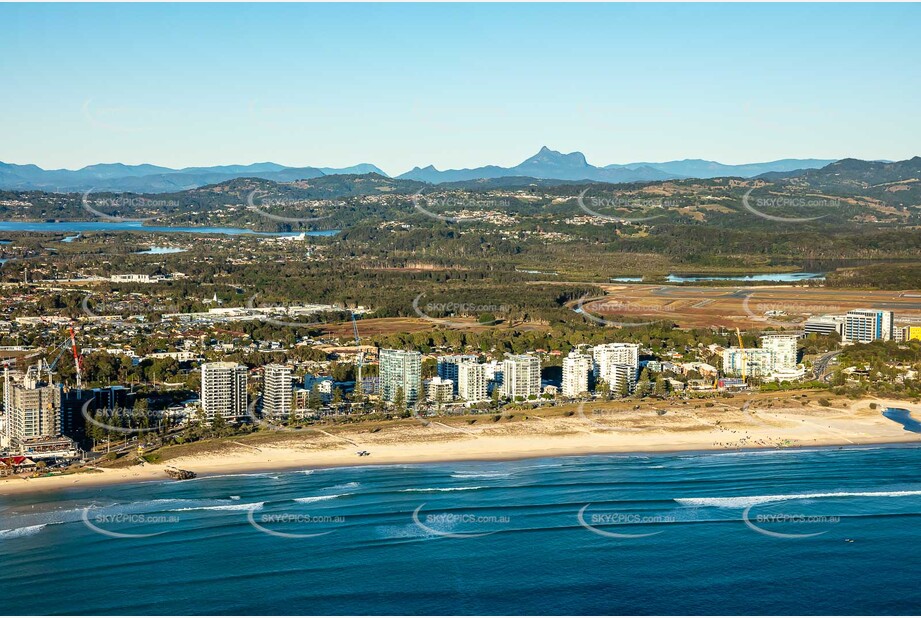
[1,446,920,615]
[0,221,339,236]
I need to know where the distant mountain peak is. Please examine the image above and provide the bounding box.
[520,147,589,169]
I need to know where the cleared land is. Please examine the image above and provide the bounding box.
[579,284,921,329]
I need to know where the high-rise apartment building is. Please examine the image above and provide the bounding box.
[501,355,541,400]
[760,334,799,371]
[561,351,593,397]
[379,349,422,407]
[457,362,488,402]
[262,364,292,417]
[201,362,248,421]
[592,343,639,386]
[437,355,478,395]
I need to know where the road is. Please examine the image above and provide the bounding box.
[813,350,842,382]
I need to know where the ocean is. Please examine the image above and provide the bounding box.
[2,445,920,615]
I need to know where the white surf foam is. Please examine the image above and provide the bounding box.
[329,482,360,490]
[676,490,921,509]
[294,494,345,504]
[170,501,265,512]
[0,524,47,539]
[400,486,485,493]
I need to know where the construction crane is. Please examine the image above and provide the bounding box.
[69,324,83,391]
[735,327,748,382]
[351,311,364,396]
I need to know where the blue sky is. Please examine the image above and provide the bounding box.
[2,3,919,174]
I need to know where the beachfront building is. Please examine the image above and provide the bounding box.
[760,334,799,372]
[424,376,454,404]
[608,364,638,396]
[457,361,488,402]
[592,343,640,386]
[379,349,422,407]
[201,362,248,421]
[561,351,592,398]
[3,364,75,458]
[262,364,292,417]
[3,365,60,448]
[722,348,774,378]
[843,309,894,343]
[501,354,541,400]
[437,355,478,395]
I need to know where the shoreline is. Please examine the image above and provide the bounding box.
[3,395,920,497]
[3,435,919,499]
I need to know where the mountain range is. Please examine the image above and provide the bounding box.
[0,148,839,193]
[397,147,836,184]
[0,161,387,193]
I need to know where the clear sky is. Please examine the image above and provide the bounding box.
[2,3,919,175]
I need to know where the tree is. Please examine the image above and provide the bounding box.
[211,411,227,432]
[596,379,611,400]
[394,386,406,411]
[307,385,322,409]
[653,376,667,397]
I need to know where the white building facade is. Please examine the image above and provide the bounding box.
[201,362,248,420]
[457,362,488,402]
[501,355,541,400]
[262,364,292,417]
[561,351,592,397]
[379,349,422,407]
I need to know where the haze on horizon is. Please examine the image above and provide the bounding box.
[2,3,920,175]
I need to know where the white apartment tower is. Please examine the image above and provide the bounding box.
[609,364,638,396]
[562,351,593,397]
[379,349,422,407]
[760,334,799,371]
[457,362,488,402]
[201,362,248,421]
[592,343,640,386]
[501,355,541,400]
[262,364,293,417]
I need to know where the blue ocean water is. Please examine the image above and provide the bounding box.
[2,446,921,615]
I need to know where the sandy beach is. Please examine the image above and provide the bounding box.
[3,394,920,497]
